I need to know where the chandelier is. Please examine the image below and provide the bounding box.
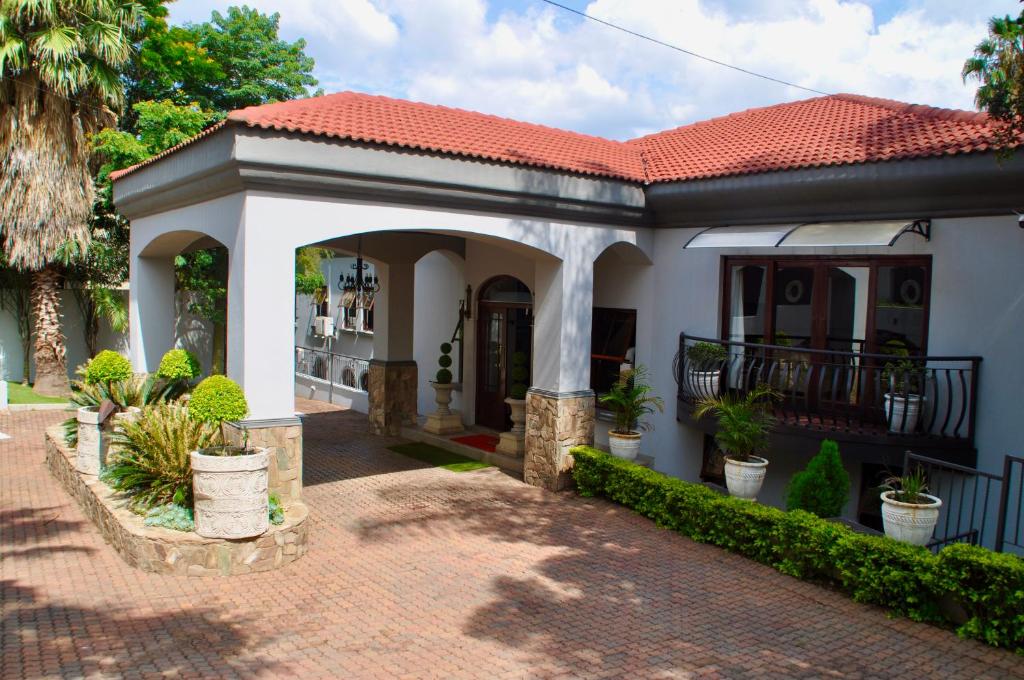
[337,238,380,308]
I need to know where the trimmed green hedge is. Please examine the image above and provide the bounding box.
[571,446,1024,653]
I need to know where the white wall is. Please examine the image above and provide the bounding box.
[413,251,466,417]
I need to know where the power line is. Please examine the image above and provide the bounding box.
[538,0,832,97]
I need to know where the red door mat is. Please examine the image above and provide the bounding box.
[451,434,499,453]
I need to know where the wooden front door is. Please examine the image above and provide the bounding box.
[475,302,532,431]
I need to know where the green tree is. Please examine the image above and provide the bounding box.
[785,439,850,518]
[0,0,144,395]
[184,6,318,111]
[963,8,1024,145]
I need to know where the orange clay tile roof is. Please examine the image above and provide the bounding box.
[110,91,1014,184]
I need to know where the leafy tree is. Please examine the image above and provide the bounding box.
[785,439,851,518]
[0,0,145,395]
[295,247,332,295]
[185,6,319,110]
[963,7,1024,145]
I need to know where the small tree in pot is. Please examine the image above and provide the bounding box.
[599,365,663,461]
[695,384,778,500]
[880,340,926,434]
[424,342,463,435]
[497,351,529,456]
[785,439,850,518]
[156,348,202,400]
[880,467,942,546]
[188,376,270,539]
[74,351,135,475]
[684,341,727,399]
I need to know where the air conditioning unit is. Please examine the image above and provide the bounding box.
[313,315,334,336]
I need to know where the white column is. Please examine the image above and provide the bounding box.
[227,223,296,421]
[371,261,416,361]
[129,255,176,373]
[532,256,593,393]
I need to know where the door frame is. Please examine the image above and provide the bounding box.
[474,276,533,430]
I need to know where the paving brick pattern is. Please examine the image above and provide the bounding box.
[2,403,1021,679]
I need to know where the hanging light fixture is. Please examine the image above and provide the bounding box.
[337,237,381,308]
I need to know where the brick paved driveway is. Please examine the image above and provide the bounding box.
[2,403,1021,679]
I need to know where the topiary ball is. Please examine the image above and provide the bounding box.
[435,368,453,384]
[189,375,249,423]
[438,354,453,368]
[84,350,133,385]
[440,342,452,355]
[156,348,201,381]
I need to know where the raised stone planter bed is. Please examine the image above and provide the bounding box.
[45,426,308,577]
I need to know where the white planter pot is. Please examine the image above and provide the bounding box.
[431,381,455,416]
[884,393,922,434]
[505,397,526,436]
[191,447,270,539]
[76,406,106,475]
[880,490,941,546]
[685,369,721,400]
[723,455,769,501]
[608,431,642,461]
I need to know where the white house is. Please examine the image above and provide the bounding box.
[112,91,1024,536]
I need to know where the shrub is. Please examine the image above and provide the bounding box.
[693,384,777,462]
[83,350,133,386]
[686,341,727,366]
[436,342,453,384]
[144,503,196,532]
[785,439,850,517]
[156,349,201,382]
[509,351,529,399]
[188,375,248,423]
[269,493,285,525]
[63,372,174,447]
[570,446,1024,653]
[104,404,221,511]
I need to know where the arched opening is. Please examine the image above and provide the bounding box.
[475,275,533,431]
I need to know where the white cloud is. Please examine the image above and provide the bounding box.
[168,0,996,139]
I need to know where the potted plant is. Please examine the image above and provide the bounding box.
[599,365,663,461]
[880,340,925,434]
[694,384,778,500]
[784,439,850,518]
[75,350,133,475]
[880,467,942,546]
[684,341,727,399]
[424,343,464,435]
[155,348,202,399]
[188,375,270,539]
[497,351,529,456]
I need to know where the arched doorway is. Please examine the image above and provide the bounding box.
[475,275,532,430]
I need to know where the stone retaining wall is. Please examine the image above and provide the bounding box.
[45,426,309,577]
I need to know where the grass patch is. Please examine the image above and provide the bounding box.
[7,382,68,405]
[388,443,491,472]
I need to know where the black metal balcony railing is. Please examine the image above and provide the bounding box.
[677,333,982,447]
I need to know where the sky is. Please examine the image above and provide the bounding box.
[167,0,1020,140]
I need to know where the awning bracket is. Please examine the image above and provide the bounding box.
[889,219,931,246]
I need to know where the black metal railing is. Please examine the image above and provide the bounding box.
[295,346,370,395]
[677,333,982,445]
[905,452,1024,554]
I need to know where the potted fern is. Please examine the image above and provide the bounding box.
[880,467,941,546]
[684,341,727,399]
[599,365,663,461]
[695,385,777,500]
[497,351,529,456]
[424,343,463,435]
[188,376,270,539]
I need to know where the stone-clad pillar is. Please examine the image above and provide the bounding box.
[524,256,596,491]
[524,388,595,490]
[224,419,303,504]
[367,360,418,435]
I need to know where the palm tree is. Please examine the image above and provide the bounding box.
[963,10,1024,145]
[0,0,143,395]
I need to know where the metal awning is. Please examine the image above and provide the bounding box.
[683,219,930,249]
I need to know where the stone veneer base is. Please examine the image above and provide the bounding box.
[45,426,309,577]
[524,389,595,491]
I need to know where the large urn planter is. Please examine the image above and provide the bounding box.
[423,381,464,435]
[607,430,643,461]
[191,447,270,539]
[723,455,769,501]
[76,406,106,475]
[884,393,923,434]
[685,368,721,400]
[496,397,526,457]
[880,490,941,546]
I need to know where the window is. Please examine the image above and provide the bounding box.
[591,307,637,396]
[361,294,374,333]
[340,291,357,331]
[722,256,930,355]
